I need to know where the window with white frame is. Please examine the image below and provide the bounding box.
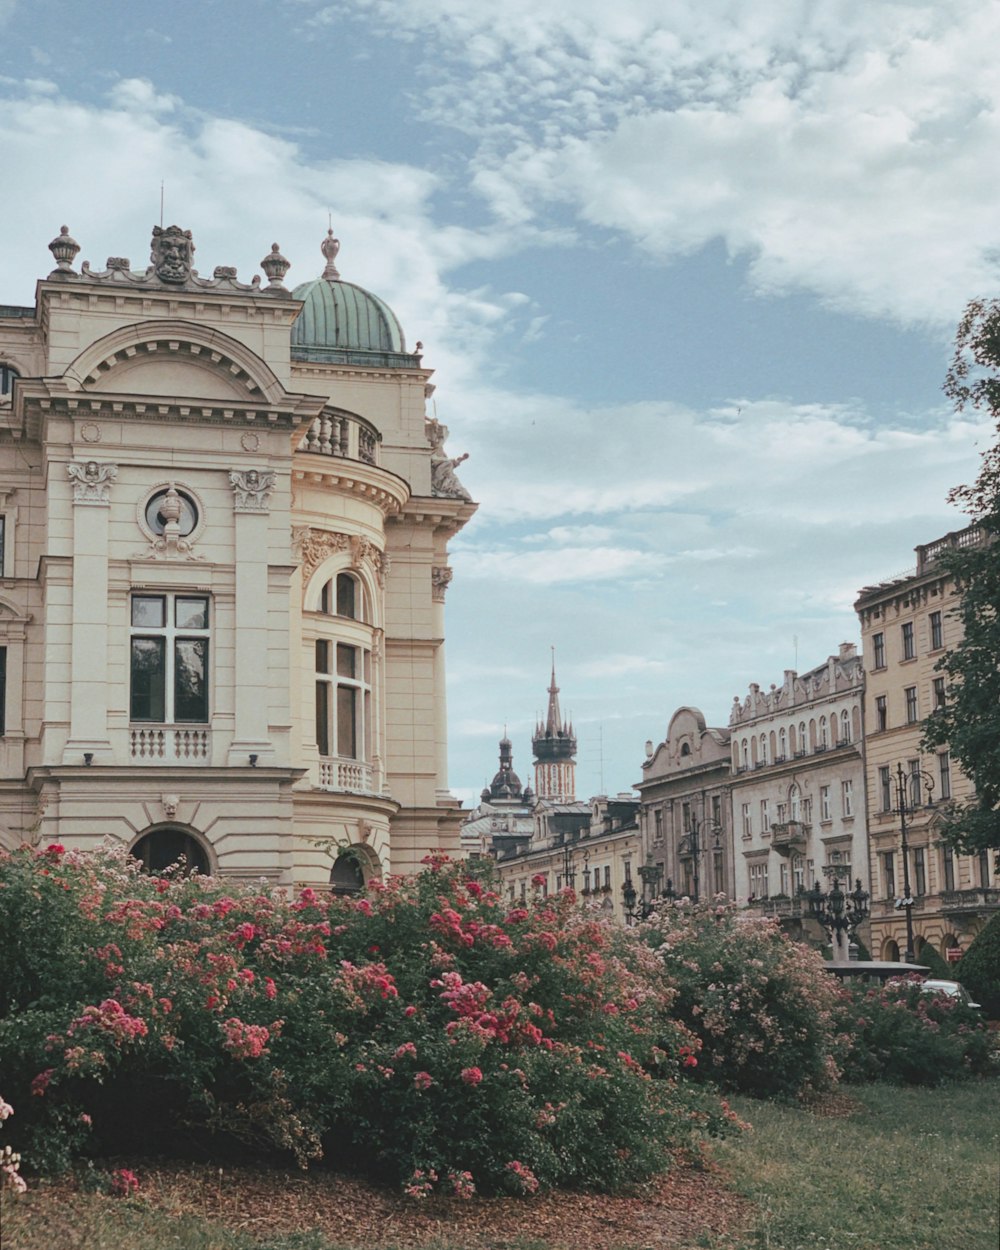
[905,686,919,724]
[933,677,946,710]
[797,722,807,755]
[820,785,831,821]
[741,803,752,837]
[793,856,804,893]
[778,727,787,758]
[130,594,210,723]
[879,765,892,812]
[790,784,801,821]
[840,709,850,743]
[842,779,854,817]
[779,862,789,894]
[748,861,769,898]
[872,631,885,669]
[875,694,887,731]
[760,798,769,831]
[902,621,915,660]
[315,640,371,760]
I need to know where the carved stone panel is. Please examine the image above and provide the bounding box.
[68,460,117,505]
[229,468,276,513]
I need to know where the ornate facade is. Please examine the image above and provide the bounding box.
[637,706,733,901]
[532,655,577,801]
[728,645,869,954]
[855,526,997,960]
[0,223,475,884]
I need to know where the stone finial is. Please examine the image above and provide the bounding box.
[151,224,194,284]
[260,243,291,290]
[321,228,341,280]
[48,225,81,273]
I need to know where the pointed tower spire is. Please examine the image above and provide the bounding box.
[532,649,577,802]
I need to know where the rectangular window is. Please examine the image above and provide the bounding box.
[776,802,787,823]
[902,621,915,660]
[801,797,812,823]
[938,752,952,801]
[604,865,611,889]
[930,610,943,650]
[713,850,724,894]
[842,779,854,818]
[914,847,926,896]
[905,686,918,724]
[979,850,991,888]
[879,765,892,812]
[779,862,789,894]
[760,799,769,830]
[682,801,692,833]
[875,694,887,732]
[872,632,885,669]
[0,645,6,736]
[654,809,663,843]
[908,759,922,806]
[883,851,895,900]
[316,639,370,760]
[0,516,5,577]
[820,785,831,821]
[933,677,947,710]
[130,594,209,723]
[742,803,752,837]
[793,857,804,894]
[942,845,955,892]
[711,794,722,826]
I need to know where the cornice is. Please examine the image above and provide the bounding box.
[292,457,409,518]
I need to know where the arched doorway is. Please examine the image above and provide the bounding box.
[882,938,900,962]
[131,827,211,876]
[330,849,366,895]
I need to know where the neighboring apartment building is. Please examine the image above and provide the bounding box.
[855,525,997,960]
[493,792,642,924]
[0,222,475,884]
[636,705,733,901]
[728,644,868,950]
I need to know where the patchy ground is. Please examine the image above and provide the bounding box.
[9,1155,753,1250]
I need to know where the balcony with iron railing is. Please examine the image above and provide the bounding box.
[297,410,381,466]
[770,821,810,856]
[939,887,1000,915]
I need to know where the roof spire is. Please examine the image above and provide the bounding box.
[545,646,562,735]
[321,227,341,280]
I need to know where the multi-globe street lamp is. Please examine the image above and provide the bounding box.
[887,761,935,963]
[805,875,870,958]
[622,852,662,925]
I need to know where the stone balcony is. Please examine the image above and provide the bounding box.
[297,410,380,465]
[940,888,1000,915]
[748,895,806,919]
[770,821,810,857]
[129,726,210,763]
[318,755,377,795]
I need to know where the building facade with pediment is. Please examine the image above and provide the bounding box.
[0,223,475,884]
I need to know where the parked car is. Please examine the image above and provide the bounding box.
[918,979,981,1010]
[823,960,929,985]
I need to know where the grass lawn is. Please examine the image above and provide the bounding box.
[1,1079,996,1250]
[707,1079,1000,1250]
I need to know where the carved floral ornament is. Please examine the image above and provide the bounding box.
[292,526,390,589]
[68,459,117,504]
[431,565,453,601]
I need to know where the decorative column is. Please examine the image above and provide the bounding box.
[64,461,117,763]
[227,468,275,765]
[431,565,453,802]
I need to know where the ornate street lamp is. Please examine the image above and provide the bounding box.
[622,852,663,924]
[680,811,722,903]
[888,761,935,963]
[806,875,869,957]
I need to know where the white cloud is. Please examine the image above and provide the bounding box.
[303,0,1000,326]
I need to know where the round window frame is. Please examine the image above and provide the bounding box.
[137,481,206,546]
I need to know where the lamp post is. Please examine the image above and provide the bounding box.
[890,761,934,964]
[806,875,870,959]
[681,810,722,903]
[622,852,662,925]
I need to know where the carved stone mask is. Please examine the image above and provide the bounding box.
[151,225,194,283]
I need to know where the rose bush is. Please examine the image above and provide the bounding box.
[638,899,844,1098]
[0,844,736,1194]
[835,976,996,1085]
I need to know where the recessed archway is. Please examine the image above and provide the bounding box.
[131,826,211,876]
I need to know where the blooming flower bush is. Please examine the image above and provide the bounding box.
[639,899,845,1098]
[0,844,735,1193]
[835,977,996,1085]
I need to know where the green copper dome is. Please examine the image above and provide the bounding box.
[290,230,417,367]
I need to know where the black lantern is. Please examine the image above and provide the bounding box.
[622,852,663,924]
[807,875,869,953]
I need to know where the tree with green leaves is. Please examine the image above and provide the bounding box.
[922,298,1000,860]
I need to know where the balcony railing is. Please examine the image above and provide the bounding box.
[770,821,810,855]
[297,411,380,465]
[318,756,375,795]
[129,726,210,762]
[940,888,1000,914]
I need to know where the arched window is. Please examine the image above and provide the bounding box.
[790,784,801,822]
[819,717,828,748]
[680,741,691,756]
[319,572,363,620]
[330,849,365,895]
[0,365,19,396]
[759,733,767,765]
[742,740,749,769]
[131,828,210,876]
[841,709,850,743]
[779,727,787,759]
[798,722,806,755]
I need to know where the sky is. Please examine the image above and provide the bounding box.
[1,0,997,804]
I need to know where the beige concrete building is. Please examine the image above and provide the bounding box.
[855,526,997,961]
[0,223,475,885]
[637,706,733,902]
[493,793,642,924]
[728,645,869,954]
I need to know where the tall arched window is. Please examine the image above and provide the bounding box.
[798,722,807,755]
[819,716,828,748]
[841,709,850,743]
[779,727,787,759]
[759,733,767,765]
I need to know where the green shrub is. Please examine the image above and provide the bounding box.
[915,939,953,978]
[0,844,735,1194]
[955,913,1000,1019]
[836,977,996,1085]
[638,902,843,1098]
